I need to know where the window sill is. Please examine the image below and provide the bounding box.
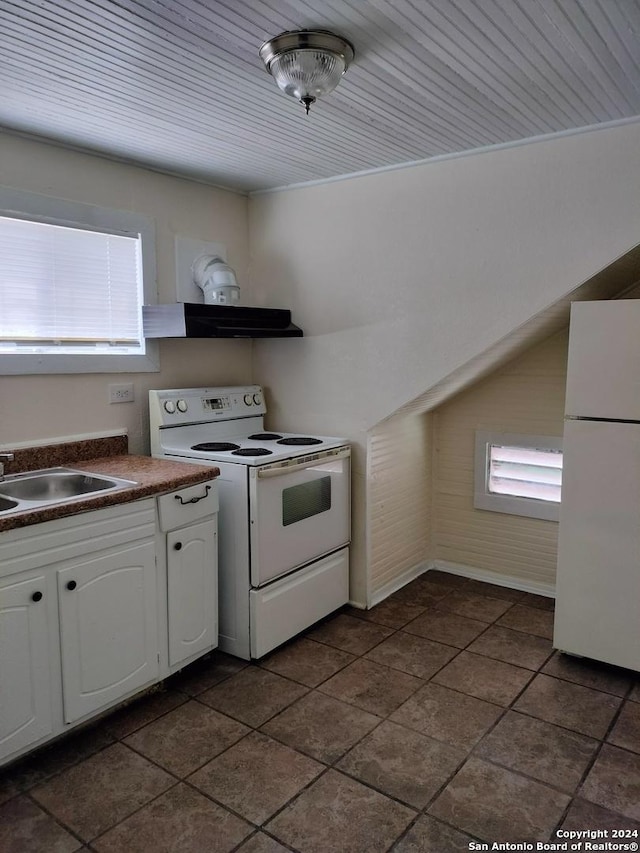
[0,346,159,375]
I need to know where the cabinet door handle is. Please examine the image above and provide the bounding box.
[173,542,183,551]
[66,580,77,591]
[174,485,211,505]
[31,591,43,602]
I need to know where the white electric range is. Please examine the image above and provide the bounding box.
[149,385,350,659]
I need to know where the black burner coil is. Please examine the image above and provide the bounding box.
[191,442,240,452]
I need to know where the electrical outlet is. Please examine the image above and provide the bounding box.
[108,383,135,404]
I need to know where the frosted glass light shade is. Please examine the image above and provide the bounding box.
[260,30,354,113]
[270,50,346,101]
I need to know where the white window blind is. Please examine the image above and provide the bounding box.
[474,431,563,522]
[488,444,562,503]
[0,216,144,354]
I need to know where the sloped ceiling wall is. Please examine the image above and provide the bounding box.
[249,121,640,603]
[250,122,640,438]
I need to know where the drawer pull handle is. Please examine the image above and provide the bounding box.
[174,542,183,551]
[66,580,77,591]
[174,485,211,505]
[31,591,43,602]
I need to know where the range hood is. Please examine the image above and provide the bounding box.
[143,303,303,339]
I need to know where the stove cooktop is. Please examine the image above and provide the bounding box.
[161,430,348,466]
[150,386,347,466]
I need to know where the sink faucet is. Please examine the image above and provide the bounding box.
[0,453,14,480]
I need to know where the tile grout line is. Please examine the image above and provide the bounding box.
[21,791,88,851]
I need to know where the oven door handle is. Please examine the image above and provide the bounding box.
[256,447,350,478]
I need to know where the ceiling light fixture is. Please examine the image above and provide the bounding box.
[259,29,354,114]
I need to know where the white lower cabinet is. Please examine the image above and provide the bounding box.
[167,521,217,667]
[0,480,218,767]
[0,572,54,758]
[157,481,219,671]
[58,540,159,723]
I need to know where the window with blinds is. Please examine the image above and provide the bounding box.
[474,431,563,522]
[0,216,143,354]
[488,444,562,503]
[0,188,158,374]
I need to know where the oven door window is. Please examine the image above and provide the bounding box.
[282,476,331,526]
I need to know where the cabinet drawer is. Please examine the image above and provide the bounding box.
[249,548,349,658]
[157,481,218,532]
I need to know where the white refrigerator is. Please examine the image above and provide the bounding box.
[553,299,640,672]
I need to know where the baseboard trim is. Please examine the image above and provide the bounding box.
[368,562,431,607]
[365,559,555,610]
[429,559,556,598]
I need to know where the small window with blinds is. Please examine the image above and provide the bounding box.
[474,431,562,522]
[0,189,158,374]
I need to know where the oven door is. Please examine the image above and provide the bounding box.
[249,446,350,587]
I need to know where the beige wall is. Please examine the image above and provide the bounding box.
[0,135,251,454]
[250,121,640,604]
[368,412,432,604]
[431,329,569,589]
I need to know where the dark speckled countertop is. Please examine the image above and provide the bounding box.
[0,436,219,532]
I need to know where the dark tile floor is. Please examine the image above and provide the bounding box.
[2,570,640,852]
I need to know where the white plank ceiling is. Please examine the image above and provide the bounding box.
[1,0,639,193]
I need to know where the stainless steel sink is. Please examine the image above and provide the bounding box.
[0,467,137,514]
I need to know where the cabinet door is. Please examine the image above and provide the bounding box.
[0,573,53,761]
[58,540,158,723]
[167,520,217,667]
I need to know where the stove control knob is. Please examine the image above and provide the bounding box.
[244,394,253,406]
[164,400,176,414]
[177,399,188,413]
[253,393,262,406]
